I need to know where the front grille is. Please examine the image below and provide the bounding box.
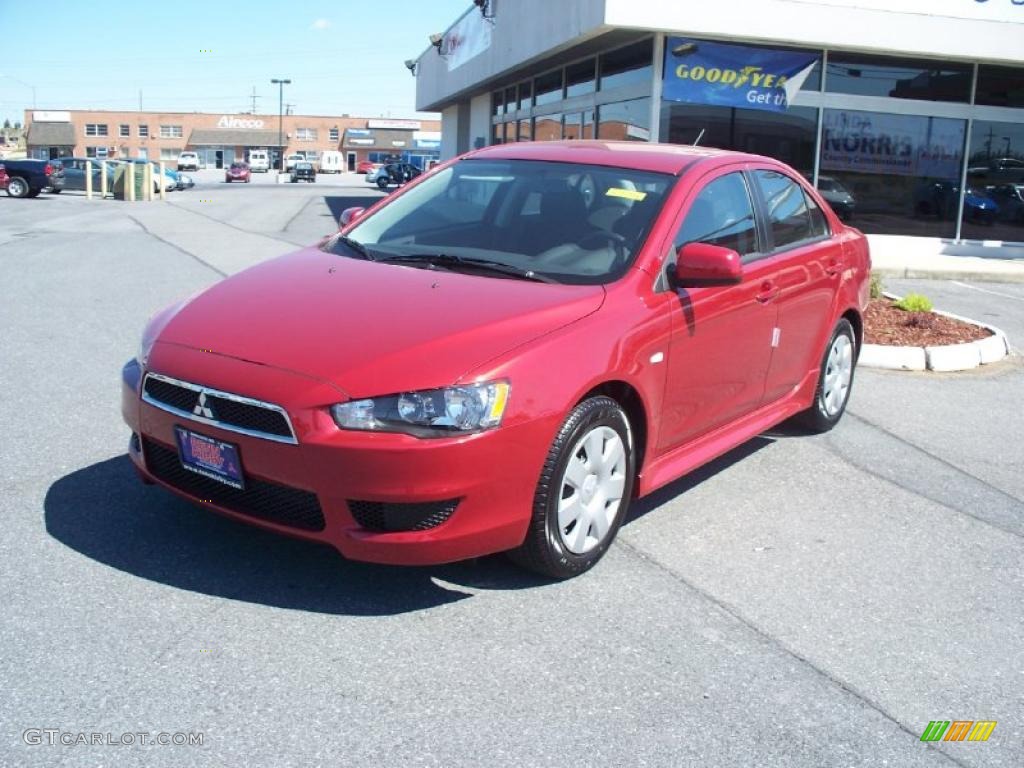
[142,373,295,442]
[348,499,459,532]
[144,438,325,531]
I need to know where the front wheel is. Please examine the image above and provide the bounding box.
[795,318,856,433]
[509,396,635,579]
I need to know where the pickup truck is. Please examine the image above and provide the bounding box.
[2,159,65,198]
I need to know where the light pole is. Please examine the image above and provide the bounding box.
[271,78,290,172]
[0,74,36,109]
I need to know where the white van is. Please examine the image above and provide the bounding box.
[248,149,269,172]
[319,150,344,174]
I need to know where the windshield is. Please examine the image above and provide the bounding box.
[334,158,674,285]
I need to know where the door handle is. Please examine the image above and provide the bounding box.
[825,259,844,276]
[756,281,780,304]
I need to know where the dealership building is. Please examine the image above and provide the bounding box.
[24,110,441,171]
[414,0,1024,245]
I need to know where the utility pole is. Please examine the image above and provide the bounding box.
[271,78,291,171]
[249,86,260,115]
[284,103,294,116]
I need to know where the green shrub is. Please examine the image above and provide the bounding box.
[869,272,883,299]
[894,293,933,313]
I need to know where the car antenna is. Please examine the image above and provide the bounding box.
[693,129,705,147]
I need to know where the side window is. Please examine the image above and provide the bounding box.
[674,172,758,258]
[753,170,818,250]
[804,189,830,238]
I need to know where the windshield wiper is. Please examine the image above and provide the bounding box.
[331,235,376,261]
[376,253,556,283]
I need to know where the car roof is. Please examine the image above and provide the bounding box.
[464,140,760,176]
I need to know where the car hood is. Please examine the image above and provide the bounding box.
[155,247,605,398]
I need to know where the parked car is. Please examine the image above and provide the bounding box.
[2,159,65,198]
[320,151,344,173]
[284,153,304,171]
[356,160,380,175]
[816,175,856,221]
[224,161,251,183]
[122,141,869,579]
[177,151,200,171]
[986,183,1024,223]
[127,159,177,194]
[177,173,195,190]
[54,157,121,193]
[364,164,387,183]
[248,150,269,173]
[0,163,7,191]
[375,162,422,191]
[914,180,999,223]
[290,161,316,183]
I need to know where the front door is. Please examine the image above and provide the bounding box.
[347,152,356,171]
[214,150,224,169]
[658,167,778,453]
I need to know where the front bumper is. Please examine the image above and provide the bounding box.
[122,350,556,565]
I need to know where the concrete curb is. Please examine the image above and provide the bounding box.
[860,293,1011,372]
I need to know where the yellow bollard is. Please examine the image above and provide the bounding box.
[159,161,167,201]
[101,161,107,198]
[127,162,136,202]
[85,160,93,200]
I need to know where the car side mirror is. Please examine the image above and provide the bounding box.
[674,242,743,287]
[339,207,366,228]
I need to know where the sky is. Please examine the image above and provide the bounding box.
[0,0,471,124]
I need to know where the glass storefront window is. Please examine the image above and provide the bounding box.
[963,120,1024,243]
[659,104,818,179]
[503,122,515,144]
[563,112,581,140]
[819,108,966,237]
[597,98,650,141]
[599,39,653,91]
[566,58,596,98]
[504,87,517,114]
[535,70,563,107]
[534,113,562,141]
[582,109,595,140]
[492,91,503,118]
[826,52,971,103]
[518,118,533,142]
[975,65,1024,109]
[492,122,503,145]
[518,81,533,111]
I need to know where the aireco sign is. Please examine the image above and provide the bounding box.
[663,37,820,113]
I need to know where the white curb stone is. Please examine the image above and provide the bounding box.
[925,343,981,372]
[859,344,926,371]
[976,333,1009,365]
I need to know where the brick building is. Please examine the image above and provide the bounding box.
[24,110,441,171]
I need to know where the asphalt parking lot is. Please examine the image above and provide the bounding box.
[1,184,1021,767]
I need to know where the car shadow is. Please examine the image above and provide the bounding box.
[322,194,385,224]
[44,455,550,617]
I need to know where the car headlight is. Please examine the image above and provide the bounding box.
[331,380,510,438]
[136,333,156,367]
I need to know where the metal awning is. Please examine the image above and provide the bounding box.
[187,129,287,147]
[26,122,76,146]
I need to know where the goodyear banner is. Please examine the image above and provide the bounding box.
[663,37,820,113]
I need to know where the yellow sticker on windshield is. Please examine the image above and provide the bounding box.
[606,187,647,201]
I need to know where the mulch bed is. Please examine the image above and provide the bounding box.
[864,298,991,347]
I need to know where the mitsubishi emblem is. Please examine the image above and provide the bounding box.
[193,391,214,419]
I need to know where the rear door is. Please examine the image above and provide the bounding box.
[657,165,779,453]
[748,168,842,403]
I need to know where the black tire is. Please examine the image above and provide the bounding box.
[795,318,857,433]
[377,176,390,191]
[26,188,41,198]
[6,176,29,198]
[48,188,62,194]
[509,396,635,579]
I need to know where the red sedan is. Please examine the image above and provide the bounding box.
[224,161,251,183]
[122,141,869,578]
[356,160,380,175]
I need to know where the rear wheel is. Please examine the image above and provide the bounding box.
[796,318,856,433]
[509,396,634,579]
[377,176,390,191]
[6,176,29,198]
